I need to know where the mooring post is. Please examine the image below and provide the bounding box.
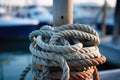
[53,0,73,26]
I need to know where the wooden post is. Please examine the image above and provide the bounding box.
[53,0,73,26]
[101,0,107,36]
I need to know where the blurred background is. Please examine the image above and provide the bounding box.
[0,0,120,80]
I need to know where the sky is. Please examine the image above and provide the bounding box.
[0,0,116,7]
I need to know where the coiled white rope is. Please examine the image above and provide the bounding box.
[20,24,106,80]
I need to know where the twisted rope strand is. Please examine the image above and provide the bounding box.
[54,24,99,37]
[19,64,31,80]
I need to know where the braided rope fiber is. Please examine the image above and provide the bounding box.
[19,24,106,80]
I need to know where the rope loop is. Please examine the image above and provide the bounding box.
[20,24,106,80]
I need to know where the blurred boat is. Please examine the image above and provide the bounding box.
[96,8,114,34]
[0,17,39,39]
[73,2,101,25]
[0,7,7,17]
[99,36,120,67]
[13,5,53,28]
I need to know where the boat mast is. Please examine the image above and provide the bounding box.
[101,0,107,36]
[113,0,120,44]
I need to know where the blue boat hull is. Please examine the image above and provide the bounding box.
[0,25,38,39]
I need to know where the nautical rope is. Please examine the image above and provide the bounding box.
[19,64,31,80]
[19,24,106,80]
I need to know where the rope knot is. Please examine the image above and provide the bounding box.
[20,24,106,80]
